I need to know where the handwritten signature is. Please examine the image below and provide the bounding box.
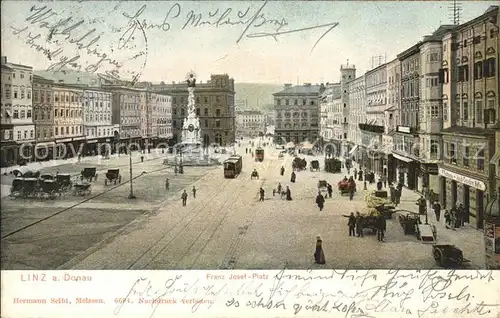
[118,1,339,53]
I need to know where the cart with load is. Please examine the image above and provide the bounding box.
[337,180,355,195]
[416,223,437,243]
[10,178,25,198]
[355,210,380,234]
[324,158,341,173]
[251,170,259,180]
[21,178,40,198]
[40,173,55,181]
[56,173,73,192]
[105,169,122,185]
[12,167,40,179]
[310,160,320,172]
[292,157,306,171]
[81,167,98,182]
[432,244,470,268]
[365,190,395,219]
[40,179,60,199]
[73,181,92,196]
[398,211,421,235]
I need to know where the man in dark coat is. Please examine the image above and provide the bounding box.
[327,183,333,198]
[181,190,188,206]
[377,215,386,242]
[280,166,285,176]
[355,212,364,237]
[285,186,292,201]
[433,201,441,222]
[457,203,465,226]
[348,212,356,236]
[290,171,296,183]
[316,192,325,211]
[259,188,265,201]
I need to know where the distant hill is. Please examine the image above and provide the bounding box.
[234,83,282,110]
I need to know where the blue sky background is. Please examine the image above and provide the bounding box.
[0,1,495,83]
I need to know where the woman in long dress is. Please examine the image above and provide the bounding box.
[285,186,292,201]
[290,171,296,183]
[314,236,326,264]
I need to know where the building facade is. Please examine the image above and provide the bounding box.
[82,88,114,155]
[52,84,85,158]
[155,74,235,146]
[236,110,265,138]
[32,75,55,160]
[361,63,388,175]
[319,82,341,145]
[152,93,173,143]
[274,83,324,144]
[390,43,422,190]
[347,74,366,161]
[438,6,499,229]
[382,58,401,181]
[0,56,34,165]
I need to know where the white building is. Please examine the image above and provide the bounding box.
[154,93,173,141]
[0,56,34,163]
[83,88,114,141]
[236,110,265,137]
[347,74,366,149]
[365,63,388,125]
[382,58,401,159]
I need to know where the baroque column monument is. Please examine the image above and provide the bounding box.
[181,72,202,148]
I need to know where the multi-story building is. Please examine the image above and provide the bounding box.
[418,26,456,193]
[438,6,499,229]
[32,75,55,160]
[274,83,325,144]
[319,82,341,146]
[347,74,366,161]
[152,93,173,144]
[390,43,422,190]
[52,84,85,158]
[154,74,236,146]
[236,110,265,138]
[383,58,401,181]
[0,56,34,164]
[105,86,142,151]
[361,63,388,175]
[82,88,114,155]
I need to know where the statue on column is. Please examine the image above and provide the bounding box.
[186,73,196,88]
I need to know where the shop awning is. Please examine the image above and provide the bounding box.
[285,142,295,149]
[35,142,55,147]
[348,145,359,155]
[392,153,413,163]
[301,142,313,150]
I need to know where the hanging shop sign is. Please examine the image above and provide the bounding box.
[438,168,486,191]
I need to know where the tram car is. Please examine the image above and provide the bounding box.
[224,155,243,178]
[255,147,264,162]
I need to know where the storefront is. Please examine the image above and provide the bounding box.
[392,152,419,190]
[438,167,487,229]
[420,163,439,194]
[34,141,55,162]
[484,194,500,269]
[359,124,384,175]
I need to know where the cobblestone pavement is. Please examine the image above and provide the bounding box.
[60,141,485,270]
[0,152,218,270]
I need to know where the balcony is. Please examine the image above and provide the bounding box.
[358,123,384,134]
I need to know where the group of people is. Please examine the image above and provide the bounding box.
[343,212,387,241]
[338,176,356,200]
[270,182,292,201]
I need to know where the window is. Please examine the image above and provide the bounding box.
[66,127,69,134]
[54,94,59,102]
[473,36,481,44]
[443,102,448,121]
[477,149,484,171]
[450,143,456,164]
[180,108,184,116]
[474,61,483,80]
[463,146,469,167]
[41,111,44,119]
[476,100,483,123]
[215,120,220,128]
[204,120,208,127]
[24,131,28,139]
[13,109,19,118]
[20,110,25,118]
[172,120,176,128]
[55,127,59,135]
[216,109,221,116]
[485,106,496,124]
[431,105,439,118]
[484,58,496,78]
[17,131,21,140]
[196,108,200,116]
[458,66,469,82]
[310,101,315,105]
[430,53,439,62]
[285,99,289,106]
[30,130,34,138]
[430,140,438,156]
[463,102,468,121]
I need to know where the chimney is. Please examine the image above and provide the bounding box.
[1,56,6,64]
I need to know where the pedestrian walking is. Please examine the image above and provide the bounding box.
[272,188,276,197]
[327,183,333,198]
[377,215,386,242]
[174,166,178,175]
[192,186,197,198]
[277,182,282,194]
[280,166,285,176]
[290,171,296,183]
[285,186,292,201]
[315,191,325,211]
[355,212,364,237]
[349,182,355,201]
[181,190,188,206]
[444,210,451,227]
[165,178,170,191]
[314,236,326,264]
[433,201,441,222]
[382,175,387,188]
[457,204,465,227]
[259,187,265,201]
[417,196,426,215]
[353,168,358,179]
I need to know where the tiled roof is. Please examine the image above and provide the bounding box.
[273,84,323,96]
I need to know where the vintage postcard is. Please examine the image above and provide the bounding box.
[1,0,499,317]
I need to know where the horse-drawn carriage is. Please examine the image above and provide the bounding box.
[251,170,259,180]
[73,181,92,196]
[310,160,320,172]
[432,244,470,268]
[338,179,355,195]
[292,157,307,171]
[324,158,341,173]
[12,167,40,179]
[10,178,39,198]
[39,179,60,199]
[398,211,421,235]
[105,169,122,185]
[81,167,98,182]
[56,174,73,191]
[317,180,328,191]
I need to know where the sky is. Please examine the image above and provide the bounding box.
[0,1,495,84]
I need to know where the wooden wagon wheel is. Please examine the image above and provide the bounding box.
[433,248,444,267]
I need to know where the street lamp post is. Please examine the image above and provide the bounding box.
[127,133,136,199]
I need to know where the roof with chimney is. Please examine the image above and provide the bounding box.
[273,83,325,96]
